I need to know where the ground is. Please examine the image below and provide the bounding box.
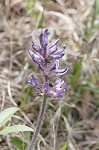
[0,0,99,150]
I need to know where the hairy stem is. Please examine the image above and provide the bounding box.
[27,93,47,150]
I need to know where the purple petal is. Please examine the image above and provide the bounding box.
[32,42,41,52]
[42,82,49,91]
[50,45,57,54]
[38,64,44,71]
[49,59,59,71]
[39,33,44,48]
[53,45,66,55]
[56,91,64,98]
[44,29,48,45]
[55,59,59,69]
[54,79,64,89]
[49,90,63,98]
[56,85,68,98]
[56,92,63,98]
[49,37,61,49]
[49,63,56,71]
[28,75,41,88]
[49,82,68,98]
[61,83,68,92]
[28,48,40,64]
[51,52,65,59]
[55,68,69,76]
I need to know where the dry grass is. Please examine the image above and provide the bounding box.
[0,0,99,150]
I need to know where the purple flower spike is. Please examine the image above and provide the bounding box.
[27,29,69,150]
[28,29,69,98]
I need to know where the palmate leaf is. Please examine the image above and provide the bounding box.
[0,107,19,128]
[0,125,33,135]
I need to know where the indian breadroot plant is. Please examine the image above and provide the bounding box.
[0,107,33,135]
[27,29,69,150]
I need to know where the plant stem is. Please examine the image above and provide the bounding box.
[27,92,47,150]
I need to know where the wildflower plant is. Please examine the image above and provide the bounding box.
[27,29,69,150]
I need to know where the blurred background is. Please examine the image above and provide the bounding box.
[0,0,99,150]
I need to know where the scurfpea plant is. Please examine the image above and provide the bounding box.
[27,29,69,150]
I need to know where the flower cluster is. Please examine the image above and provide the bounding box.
[28,29,68,98]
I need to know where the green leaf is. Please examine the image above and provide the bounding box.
[38,10,44,28]
[94,0,99,18]
[21,86,32,107]
[91,0,99,28]
[0,107,19,128]
[60,141,70,150]
[0,125,33,135]
[11,136,27,150]
[83,148,90,150]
